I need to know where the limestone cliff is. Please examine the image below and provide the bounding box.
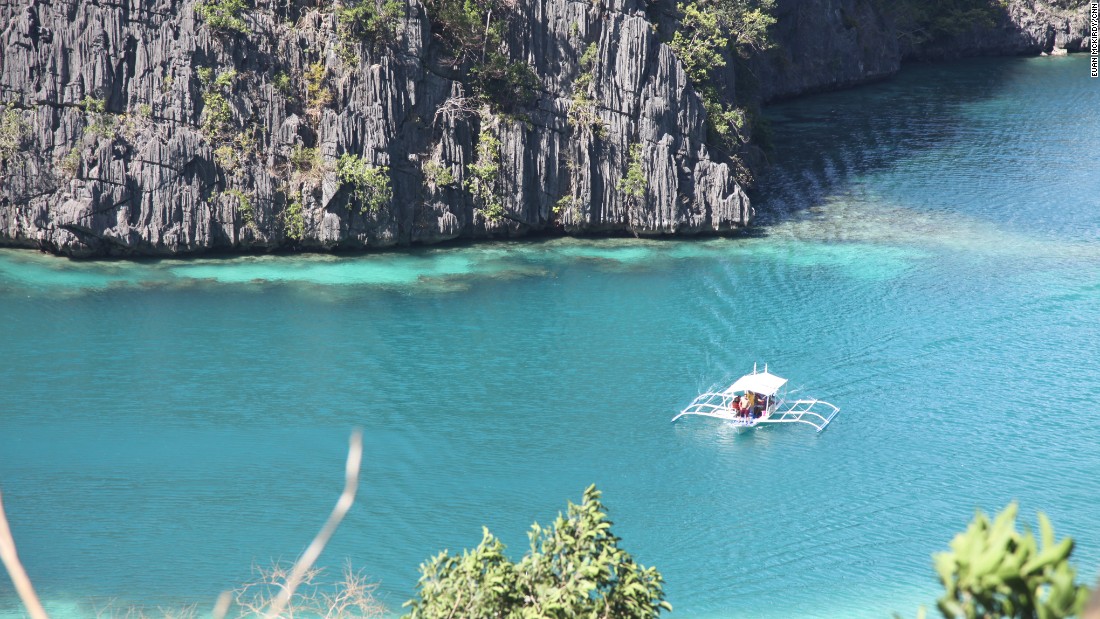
[0,0,1091,256]
[750,0,1092,103]
[0,0,748,256]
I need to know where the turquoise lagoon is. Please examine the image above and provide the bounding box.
[1,55,1099,617]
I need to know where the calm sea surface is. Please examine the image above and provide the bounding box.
[2,55,1099,618]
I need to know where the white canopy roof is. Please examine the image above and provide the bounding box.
[723,371,788,397]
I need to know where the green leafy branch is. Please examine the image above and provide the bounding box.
[465,128,504,221]
[404,485,671,618]
[196,0,250,34]
[336,153,392,214]
[617,142,646,202]
[669,0,773,149]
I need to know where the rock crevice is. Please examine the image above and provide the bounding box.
[1,0,747,256]
[0,0,1090,256]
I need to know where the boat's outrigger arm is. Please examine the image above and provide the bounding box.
[671,391,841,433]
[671,391,739,424]
[767,398,841,433]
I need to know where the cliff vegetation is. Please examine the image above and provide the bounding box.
[0,0,1091,256]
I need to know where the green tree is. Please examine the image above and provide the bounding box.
[225,188,255,227]
[423,0,497,63]
[283,193,306,240]
[618,143,646,202]
[199,68,238,140]
[568,43,606,137]
[421,0,537,110]
[338,0,405,41]
[903,503,1091,619]
[669,0,773,149]
[336,153,392,214]
[670,2,727,85]
[422,160,456,187]
[404,485,671,618]
[0,108,28,163]
[671,0,775,75]
[79,97,117,139]
[465,128,504,221]
[196,0,250,34]
[885,0,1010,48]
[304,62,332,117]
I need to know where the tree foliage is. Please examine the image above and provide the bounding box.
[404,485,671,618]
[423,0,497,63]
[422,160,456,187]
[568,43,606,138]
[58,147,81,179]
[465,128,504,221]
[79,96,117,139]
[225,188,255,227]
[283,193,306,240]
[670,0,773,149]
[198,68,237,140]
[885,0,1009,47]
[336,0,405,63]
[336,153,392,214]
[671,0,775,70]
[903,503,1092,619]
[304,61,333,118]
[196,0,250,34]
[338,0,405,40]
[422,0,537,111]
[670,2,728,85]
[618,143,646,202]
[0,108,28,163]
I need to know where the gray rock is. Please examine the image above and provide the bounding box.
[750,0,1092,103]
[0,0,746,256]
[750,0,901,102]
[0,0,1090,256]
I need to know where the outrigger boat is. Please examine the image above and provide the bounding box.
[672,364,841,433]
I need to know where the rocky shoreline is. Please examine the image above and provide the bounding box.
[0,0,1091,257]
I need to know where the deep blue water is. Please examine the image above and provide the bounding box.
[1,55,1099,618]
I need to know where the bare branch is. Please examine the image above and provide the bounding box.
[212,591,232,619]
[0,489,49,619]
[434,96,483,126]
[263,429,363,619]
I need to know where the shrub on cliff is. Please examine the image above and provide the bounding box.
[336,153,392,214]
[618,143,647,203]
[672,0,775,66]
[403,485,672,618]
[196,0,250,34]
[465,128,504,221]
[884,0,1011,49]
[670,0,773,150]
[0,108,28,165]
[422,0,537,110]
[78,97,117,140]
[338,0,405,40]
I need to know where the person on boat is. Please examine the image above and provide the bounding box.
[751,392,764,418]
[740,393,754,418]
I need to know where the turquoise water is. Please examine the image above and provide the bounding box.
[2,55,1099,617]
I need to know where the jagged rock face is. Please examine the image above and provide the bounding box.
[0,0,1090,256]
[902,0,1094,59]
[749,0,901,102]
[0,0,748,256]
[749,0,1092,103]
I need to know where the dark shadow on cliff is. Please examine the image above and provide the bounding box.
[747,55,1038,230]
